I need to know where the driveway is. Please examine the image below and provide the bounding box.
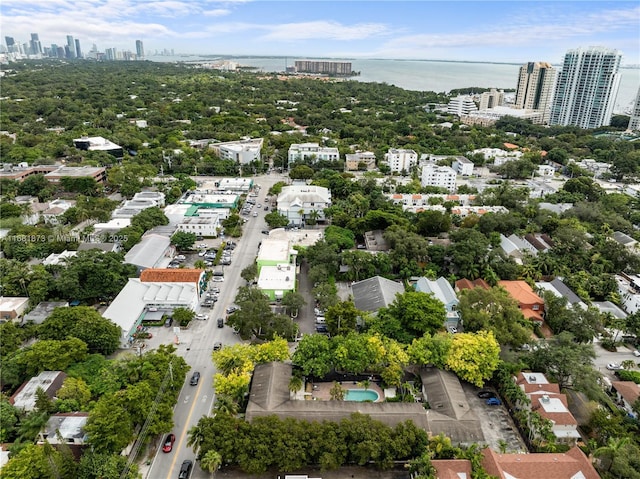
[592,340,640,379]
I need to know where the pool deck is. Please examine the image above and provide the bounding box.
[306,380,385,402]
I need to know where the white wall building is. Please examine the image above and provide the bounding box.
[345,151,376,171]
[468,148,523,165]
[537,165,556,177]
[277,185,331,226]
[616,274,640,315]
[384,148,418,173]
[421,164,457,191]
[210,138,263,165]
[447,95,478,115]
[176,214,221,237]
[452,157,474,176]
[287,143,339,167]
[629,86,640,131]
[479,89,504,110]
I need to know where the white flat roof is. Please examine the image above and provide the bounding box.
[540,396,569,413]
[257,264,296,291]
[258,238,291,263]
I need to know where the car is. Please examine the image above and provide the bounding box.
[226,305,239,314]
[221,259,231,265]
[213,342,222,351]
[261,230,270,235]
[217,318,224,328]
[189,372,200,386]
[162,433,175,453]
[198,251,206,257]
[316,324,329,333]
[314,308,325,316]
[253,212,258,217]
[210,287,220,294]
[175,255,186,260]
[264,205,269,210]
[164,317,173,327]
[315,316,326,324]
[477,390,496,399]
[633,350,640,357]
[212,276,224,282]
[486,397,502,406]
[607,363,623,370]
[195,314,208,320]
[257,204,261,208]
[178,460,193,479]
[448,326,458,334]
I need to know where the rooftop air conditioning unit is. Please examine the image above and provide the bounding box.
[542,395,550,403]
[529,375,536,382]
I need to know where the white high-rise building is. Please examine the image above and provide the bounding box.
[447,95,478,115]
[479,89,504,110]
[550,47,622,129]
[628,87,640,131]
[384,148,418,173]
[421,164,457,191]
[515,62,556,124]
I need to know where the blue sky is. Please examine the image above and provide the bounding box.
[2,1,639,64]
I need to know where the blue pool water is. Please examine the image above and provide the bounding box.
[345,389,379,402]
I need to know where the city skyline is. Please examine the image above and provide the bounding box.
[1,1,639,65]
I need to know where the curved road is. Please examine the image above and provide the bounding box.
[147,174,283,479]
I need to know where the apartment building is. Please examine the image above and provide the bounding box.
[384,148,418,173]
[287,143,339,167]
[420,164,457,191]
[345,151,376,171]
[447,95,478,116]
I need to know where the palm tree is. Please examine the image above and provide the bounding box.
[594,437,630,473]
[187,424,206,457]
[213,396,238,417]
[329,381,345,401]
[289,375,303,395]
[201,450,222,478]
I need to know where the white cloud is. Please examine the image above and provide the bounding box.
[202,8,231,17]
[262,21,389,41]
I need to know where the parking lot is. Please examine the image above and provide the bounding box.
[461,382,527,453]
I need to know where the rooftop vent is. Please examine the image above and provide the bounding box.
[542,395,550,403]
[529,375,536,382]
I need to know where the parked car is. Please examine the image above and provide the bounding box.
[212,276,224,282]
[315,316,326,324]
[486,397,502,406]
[477,390,496,399]
[253,212,258,217]
[189,372,200,386]
[264,205,269,210]
[634,350,640,357]
[175,255,186,260]
[261,230,270,235]
[607,363,623,370]
[213,342,222,351]
[217,318,224,328]
[226,305,239,314]
[448,326,458,334]
[178,460,193,479]
[162,433,175,453]
[195,314,208,320]
[164,317,173,327]
[210,287,220,294]
[316,324,329,333]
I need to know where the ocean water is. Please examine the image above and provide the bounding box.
[150,55,640,113]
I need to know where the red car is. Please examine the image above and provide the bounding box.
[162,433,175,453]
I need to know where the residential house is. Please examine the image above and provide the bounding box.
[0,297,30,322]
[481,446,600,479]
[611,381,640,418]
[351,276,405,313]
[455,278,490,293]
[431,459,473,479]
[42,250,77,266]
[535,278,587,310]
[414,277,460,329]
[139,268,207,296]
[515,372,581,445]
[498,280,545,323]
[10,371,67,411]
[538,202,574,215]
[363,230,390,252]
[500,234,539,261]
[615,273,640,315]
[37,199,75,225]
[38,412,89,456]
[102,278,199,347]
[23,301,69,325]
[612,231,638,252]
[245,363,484,445]
[468,148,523,166]
[276,185,331,226]
[77,242,120,253]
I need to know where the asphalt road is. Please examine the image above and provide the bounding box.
[147,175,283,479]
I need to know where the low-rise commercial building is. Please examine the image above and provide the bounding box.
[257,238,295,273]
[44,165,108,183]
[209,139,263,165]
[288,143,339,167]
[73,136,123,158]
[257,264,296,301]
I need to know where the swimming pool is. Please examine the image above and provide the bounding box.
[345,389,380,402]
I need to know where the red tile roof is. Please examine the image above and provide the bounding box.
[530,394,577,426]
[503,142,519,150]
[482,446,600,479]
[499,281,544,308]
[455,278,490,291]
[139,268,205,283]
[612,381,640,404]
[432,459,472,479]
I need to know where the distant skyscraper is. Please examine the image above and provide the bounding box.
[479,88,504,110]
[75,39,82,59]
[5,36,15,48]
[136,40,144,58]
[629,87,640,131]
[515,62,556,123]
[30,33,42,55]
[66,35,76,58]
[550,47,622,129]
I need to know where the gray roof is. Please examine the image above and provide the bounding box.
[23,301,69,325]
[11,371,67,411]
[549,278,584,305]
[246,363,484,445]
[420,368,484,444]
[415,277,458,306]
[77,242,118,253]
[538,202,574,215]
[613,231,637,246]
[592,301,627,319]
[124,234,171,270]
[351,276,405,312]
[40,412,88,443]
